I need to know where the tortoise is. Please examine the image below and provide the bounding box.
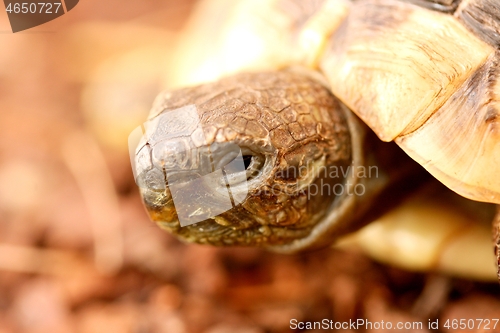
[131,0,500,281]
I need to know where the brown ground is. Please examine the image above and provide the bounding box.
[0,1,499,332]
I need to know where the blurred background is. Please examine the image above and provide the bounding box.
[0,1,499,332]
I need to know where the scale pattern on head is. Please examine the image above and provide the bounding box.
[140,70,352,246]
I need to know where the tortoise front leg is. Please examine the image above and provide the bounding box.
[339,184,499,282]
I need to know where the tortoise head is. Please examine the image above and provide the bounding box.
[132,70,358,249]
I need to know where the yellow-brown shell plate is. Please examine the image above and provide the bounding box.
[320,0,500,204]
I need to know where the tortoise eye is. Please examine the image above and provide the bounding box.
[243,155,253,169]
[242,153,265,181]
[213,149,265,185]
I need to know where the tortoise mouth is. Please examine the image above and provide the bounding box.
[142,188,271,246]
[139,141,276,233]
